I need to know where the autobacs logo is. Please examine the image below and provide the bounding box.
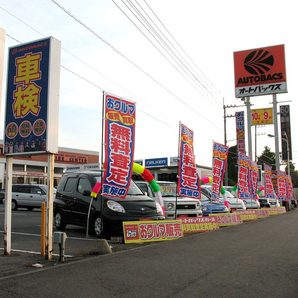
[237,49,283,85]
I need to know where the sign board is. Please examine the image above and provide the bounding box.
[251,108,273,125]
[123,220,183,243]
[234,44,287,97]
[145,157,168,168]
[280,105,292,160]
[4,37,61,156]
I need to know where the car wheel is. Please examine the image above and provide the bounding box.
[12,200,18,211]
[92,214,103,238]
[27,207,34,211]
[54,210,66,230]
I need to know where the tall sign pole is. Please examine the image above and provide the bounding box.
[273,94,280,170]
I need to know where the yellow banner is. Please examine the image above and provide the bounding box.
[123,220,183,244]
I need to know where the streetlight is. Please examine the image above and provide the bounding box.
[267,133,290,176]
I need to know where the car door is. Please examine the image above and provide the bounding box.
[71,176,94,224]
[13,185,31,207]
[30,185,47,207]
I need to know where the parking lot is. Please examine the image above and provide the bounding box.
[0,204,298,297]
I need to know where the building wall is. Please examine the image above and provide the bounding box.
[0,141,99,188]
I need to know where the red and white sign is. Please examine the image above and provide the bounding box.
[234,44,287,97]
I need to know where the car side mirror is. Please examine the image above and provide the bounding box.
[83,190,96,200]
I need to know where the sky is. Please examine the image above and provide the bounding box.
[0,0,297,169]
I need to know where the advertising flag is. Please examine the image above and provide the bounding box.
[264,164,275,199]
[102,94,136,199]
[286,175,294,201]
[276,170,287,201]
[249,160,259,200]
[211,142,229,201]
[178,123,201,199]
[235,111,245,156]
[237,152,252,199]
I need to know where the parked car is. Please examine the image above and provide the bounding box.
[201,185,246,211]
[0,189,5,204]
[3,184,56,211]
[258,197,271,208]
[243,198,261,209]
[200,193,229,216]
[53,171,165,238]
[268,198,280,207]
[135,180,202,219]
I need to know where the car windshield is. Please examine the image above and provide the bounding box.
[157,182,177,197]
[128,180,144,195]
[200,193,212,202]
[39,185,57,194]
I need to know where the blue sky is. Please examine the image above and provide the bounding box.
[0,0,297,169]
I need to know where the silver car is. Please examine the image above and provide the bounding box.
[4,184,56,211]
[135,181,202,219]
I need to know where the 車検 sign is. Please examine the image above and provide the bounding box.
[234,44,287,97]
[4,37,61,156]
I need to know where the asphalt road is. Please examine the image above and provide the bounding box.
[0,206,298,297]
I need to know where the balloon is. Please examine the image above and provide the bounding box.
[133,163,165,216]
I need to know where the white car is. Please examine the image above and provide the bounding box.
[243,198,261,209]
[135,181,202,219]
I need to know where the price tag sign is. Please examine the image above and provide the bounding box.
[251,108,273,125]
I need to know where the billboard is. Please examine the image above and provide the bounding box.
[4,37,61,156]
[234,44,287,97]
[251,108,273,125]
[280,105,292,161]
[235,111,245,156]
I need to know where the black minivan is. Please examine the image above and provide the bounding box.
[53,171,165,238]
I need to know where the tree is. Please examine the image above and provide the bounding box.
[226,145,238,186]
[257,146,276,170]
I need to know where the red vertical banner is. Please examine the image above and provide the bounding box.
[286,175,294,201]
[211,142,229,200]
[178,123,201,199]
[249,160,259,200]
[102,94,136,199]
[264,164,275,199]
[237,152,252,199]
[235,111,245,157]
[276,170,287,201]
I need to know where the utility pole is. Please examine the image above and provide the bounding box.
[223,100,246,185]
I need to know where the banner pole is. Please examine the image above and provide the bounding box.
[176,121,181,219]
[100,91,105,238]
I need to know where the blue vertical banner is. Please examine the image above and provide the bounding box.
[102,93,136,199]
[237,152,252,199]
[178,123,201,199]
[4,37,61,156]
[211,142,229,201]
[235,111,245,158]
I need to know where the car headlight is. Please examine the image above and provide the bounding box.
[107,200,125,213]
[155,202,163,215]
[166,202,175,210]
[202,206,208,211]
[197,202,201,209]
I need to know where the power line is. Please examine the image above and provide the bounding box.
[52,0,223,131]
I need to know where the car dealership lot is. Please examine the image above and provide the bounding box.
[0,205,298,297]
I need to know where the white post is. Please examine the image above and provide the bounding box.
[46,154,54,260]
[273,94,280,170]
[4,157,13,255]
